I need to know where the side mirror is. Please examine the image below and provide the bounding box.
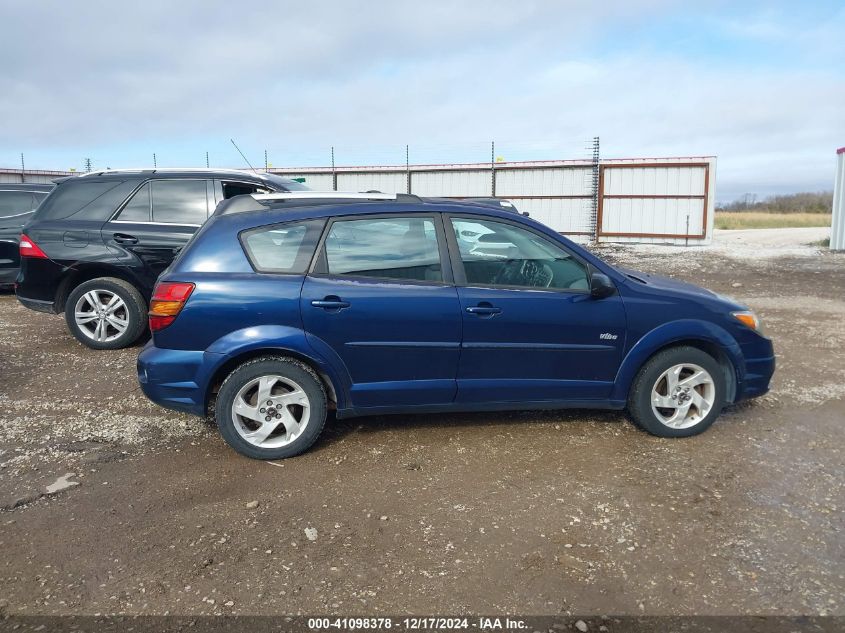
[590,273,616,299]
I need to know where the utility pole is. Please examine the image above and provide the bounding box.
[206,151,209,168]
[20,153,25,183]
[84,158,92,173]
[265,149,269,172]
[153,153,157,168]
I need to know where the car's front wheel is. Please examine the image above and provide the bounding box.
[65,277,147,350]
[627,346,726,437]
[215,357,328,460]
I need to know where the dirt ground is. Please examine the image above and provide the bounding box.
[0,228,843,617]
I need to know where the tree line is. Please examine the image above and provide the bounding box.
[718,191,833,214]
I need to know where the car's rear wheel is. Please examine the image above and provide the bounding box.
[215,357,327,460]
[627,346,726,437]
[65,277,147,350]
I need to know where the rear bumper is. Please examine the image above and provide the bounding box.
[137,343,216,417]
[16,294,56,314]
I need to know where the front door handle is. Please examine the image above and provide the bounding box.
[113,233,139,245]
[311,298,350,310]
[466,305,502,316]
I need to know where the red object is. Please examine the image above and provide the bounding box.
[19,234,48,259]
[148,281,195,332]
[838,147,845,155]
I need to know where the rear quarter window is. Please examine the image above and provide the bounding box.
[0,191,38,218]
[34,179,140,222]
[241,219,325,274]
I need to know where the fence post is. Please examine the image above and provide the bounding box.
[331,147,337,191]
[591,136,600,242]
[491,141,496,196]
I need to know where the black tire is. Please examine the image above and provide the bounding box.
[216,356,327,460]
[64,277,147,350]
[627,346,726,438]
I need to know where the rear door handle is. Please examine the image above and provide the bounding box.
[311,299,350,310]
[113,233,139,245]
[466,305,502,316]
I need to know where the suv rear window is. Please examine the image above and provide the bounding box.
[34,179,139,222]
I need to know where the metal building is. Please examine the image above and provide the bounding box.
[832,147,845,251]
[272,156,717,244]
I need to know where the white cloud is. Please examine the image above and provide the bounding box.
[0,0,842,199]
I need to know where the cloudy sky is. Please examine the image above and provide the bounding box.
[1,0,843,201]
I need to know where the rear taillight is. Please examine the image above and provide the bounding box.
[149,281,195,332]
[19,234,47,259]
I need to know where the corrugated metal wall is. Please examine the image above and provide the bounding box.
[597,159,715,245]
[832,148,845,251]
[1,158,717,244]
[272,157,716,244]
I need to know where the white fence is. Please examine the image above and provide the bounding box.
[1,155,717,244]
[272,156,717,244]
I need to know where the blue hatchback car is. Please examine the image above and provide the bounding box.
[137,192,775,460]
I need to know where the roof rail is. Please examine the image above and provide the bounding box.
[252,192,403,202]
[77,167,269,178]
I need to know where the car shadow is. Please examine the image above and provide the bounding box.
[315,407,626,451]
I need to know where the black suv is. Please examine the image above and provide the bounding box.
[0,183,54,288]
[16,169,308,349]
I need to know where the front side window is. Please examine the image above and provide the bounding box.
[242,219,325,274]
[117,182,151,221]
[0,191,38,218]
[151,179,209,224]
[451,217,589,291]
[323,217,442,282]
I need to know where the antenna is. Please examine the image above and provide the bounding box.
[230,139,257,173]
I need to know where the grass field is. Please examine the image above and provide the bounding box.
[715,212,832,230]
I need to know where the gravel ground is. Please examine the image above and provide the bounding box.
[0,230,843,617]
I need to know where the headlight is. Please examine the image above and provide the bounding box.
[731,310,760,331]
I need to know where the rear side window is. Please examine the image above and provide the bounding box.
[0,191,37,218]
[33,179,139,221]
[221,181,270,199]
[151,180,209,224]
[242,219,325,274]
[116,182,151,221]
[322,217,442,282]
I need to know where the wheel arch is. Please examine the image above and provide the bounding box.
[613,321,742,403]
[55,264,146,312]
[204,347,340,417]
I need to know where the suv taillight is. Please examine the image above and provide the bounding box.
[19,234,47,259]
[149,281,195,332]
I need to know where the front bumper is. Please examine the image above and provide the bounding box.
[137,343,215,417]
[735,335,776,402]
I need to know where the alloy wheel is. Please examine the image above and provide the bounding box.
[74,290,130,343]
[231,374,311,448]
[650,363,716,429]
